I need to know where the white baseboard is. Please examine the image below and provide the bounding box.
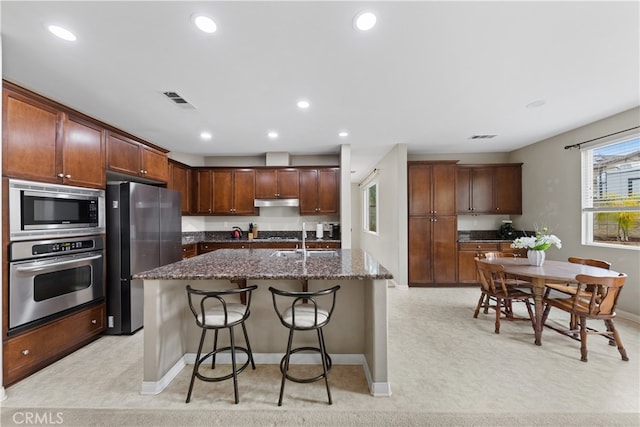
[140,352,392,397]
[616,309,640,325]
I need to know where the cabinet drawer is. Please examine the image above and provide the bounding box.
[3,303,104,385]
[182,243,197,258]
[458,242,499,252]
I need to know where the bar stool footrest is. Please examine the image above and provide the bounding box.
[280,346,332,383]
[195,346,251,382]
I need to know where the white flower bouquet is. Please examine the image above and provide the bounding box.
[511,227,562,251]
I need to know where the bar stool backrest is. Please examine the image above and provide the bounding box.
[269,285,340,330]
[186,285,257,328]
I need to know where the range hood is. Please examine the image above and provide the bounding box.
[254,198,300,208]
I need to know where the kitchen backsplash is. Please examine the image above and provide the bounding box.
[182,212,339,233]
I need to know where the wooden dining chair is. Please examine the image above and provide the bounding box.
[473,258,534,334]
[546,257,611,295]
[542,273,628,362]
[474,252,532,316]
[545,257,611,329]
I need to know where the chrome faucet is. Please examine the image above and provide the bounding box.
[301,222,307,258]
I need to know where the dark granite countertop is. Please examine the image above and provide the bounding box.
[457,230,529,243]
[134,248,393,281]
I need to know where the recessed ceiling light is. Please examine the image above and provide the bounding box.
[338,131,349,137]
[193,14,217,33]
[200,131,212,140]
[297,100,310,109]
[48,25,76,41]
[267,131,279,139]
[354,11,377,31]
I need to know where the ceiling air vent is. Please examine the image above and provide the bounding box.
[162,91,195,109]
[470,134,497,140]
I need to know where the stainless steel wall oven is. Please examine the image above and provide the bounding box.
[8,236,105,332]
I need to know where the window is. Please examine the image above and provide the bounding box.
[582,136,640,248]
[363,181,378,234]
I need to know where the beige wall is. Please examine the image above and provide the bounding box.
[357,144,408,287]
[508,107,640,317]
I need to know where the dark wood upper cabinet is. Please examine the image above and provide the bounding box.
[168,160,192,214]
[3,85,106,188]
[494,165,522,214]
[107,131,168,183]
[409,162,456,216]
[456,164,522,214]
[255,168,299,199]
[193,168,256,216]
[299,168,339,215]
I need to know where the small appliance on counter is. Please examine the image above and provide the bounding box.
[498,220,516,239]
[316,223,324,239]
[329,223,340,239]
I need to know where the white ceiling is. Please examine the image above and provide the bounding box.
[2,1,639,181]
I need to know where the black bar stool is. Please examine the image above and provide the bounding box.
[185,284,257,404]
[268,285,340,406]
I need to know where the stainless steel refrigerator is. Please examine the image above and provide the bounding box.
[105,182,182,334]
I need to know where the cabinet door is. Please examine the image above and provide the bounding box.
[299,169,319,214]
[141,145,168,183]
[432,164,457,216]
[61,114,105,188]
[408,217,432,284]
[107,132,141,176]
[193,169,214,214]
[456,168,472,213]
[408,164,432,216]
[317,168,339,214]
[494,165,522,214]
[470,168,494,213]
[432,216,457,283]
[233,169,256,214]
[255,169,278,198]
[277,168,300,198]
[169,161,191,214]
[3,89,60,182]
[213,169,233,213]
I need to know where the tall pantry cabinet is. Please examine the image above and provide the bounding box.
[408,161,458,285]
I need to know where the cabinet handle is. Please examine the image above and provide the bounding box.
[91,319,97,324]
[65,174,71,179]
[22,349,30,356]
[57,173,65,178]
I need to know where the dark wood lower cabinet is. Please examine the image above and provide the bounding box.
[3,303,105,386]
[408,216,458,285]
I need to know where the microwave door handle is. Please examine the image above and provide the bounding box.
[14,254,102,273]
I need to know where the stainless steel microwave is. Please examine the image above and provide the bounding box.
[9,179,105,241]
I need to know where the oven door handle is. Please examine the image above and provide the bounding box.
[14,254,103,272]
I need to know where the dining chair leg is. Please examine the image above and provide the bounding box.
[473,293,485,318]
[494,298,501,334]
[579,316,589,362]
[605,319,629,361]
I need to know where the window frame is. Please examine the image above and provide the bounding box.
[581,134,640,250]
[363,180,379,235]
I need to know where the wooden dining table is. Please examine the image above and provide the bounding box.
[478,257,621,346]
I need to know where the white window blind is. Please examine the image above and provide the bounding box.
[582,137,640,212]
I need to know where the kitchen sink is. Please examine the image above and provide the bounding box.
[270,250,339,258]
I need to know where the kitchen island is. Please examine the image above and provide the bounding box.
[133,248,393,397]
